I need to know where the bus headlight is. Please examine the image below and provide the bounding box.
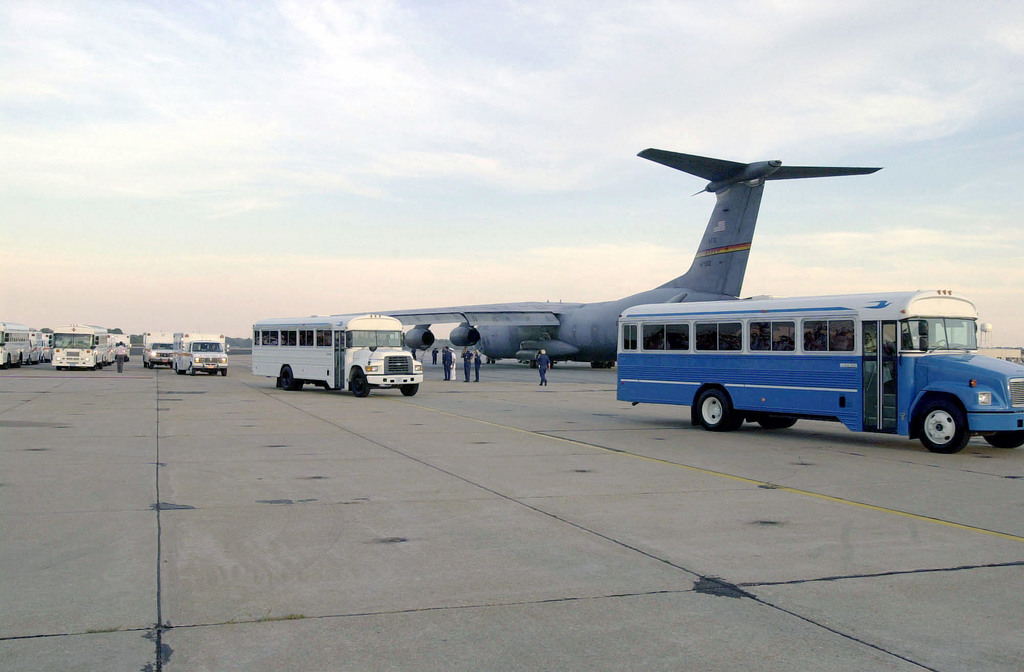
[414,362,423,373]
[365,365,379,372]
[978,392,992,405]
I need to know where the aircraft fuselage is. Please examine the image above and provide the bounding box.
[477,288,733,364]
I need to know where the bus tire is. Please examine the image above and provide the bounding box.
[350,371,370,398]
[280,366,300,391]
[400,384,419,397]
[756,415,798,430]
[221,369,227,377]
[984,431,1024,449]
[918,401,969,453]
[696,388,741,432]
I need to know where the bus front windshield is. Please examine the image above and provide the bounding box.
[901,318,977,352]
[53,333,95,348]
[191,342,224,353]
[347,330,403,348]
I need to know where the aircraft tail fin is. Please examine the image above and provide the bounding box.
[639,149,880,297]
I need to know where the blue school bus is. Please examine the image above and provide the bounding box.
[617,290,1024,453]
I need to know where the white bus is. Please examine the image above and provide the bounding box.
[52,324,112,370]
[618,290,1024,453]
[1,321,31,368]
[252,314,423,396]
[36,332,53,363]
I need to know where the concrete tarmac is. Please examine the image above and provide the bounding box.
[1,356,1022,671]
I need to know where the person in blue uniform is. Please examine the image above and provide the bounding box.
[536,349,550,386]
[441,347,452,380]
[462,347,473,382]
[473,350,482,381]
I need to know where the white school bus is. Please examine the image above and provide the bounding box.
[52,324,112,370]
[252,314,423,396]
[1,321,31,368]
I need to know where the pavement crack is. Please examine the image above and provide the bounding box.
[741,560,1024,587]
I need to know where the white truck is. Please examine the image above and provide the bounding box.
[173,332,228,376]
[143,331,177,369]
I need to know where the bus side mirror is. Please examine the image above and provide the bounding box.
[917,322,929,352]
[919,337,928,352]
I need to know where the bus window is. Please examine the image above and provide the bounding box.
[642,324,665,350]
[750,322,770,351]
[772,322,795,351]
[695,323,717,351]
[666,324,689,350]
[347,330,403,348]
[299,330,314,346]
[262,331,278,346]
[829,320,855,351]
[316,330,332,347]
[719,322,742,351]
[804,321,828,351]
[622,324,637,351]
[902,318,978,351]
[281,330,297,346]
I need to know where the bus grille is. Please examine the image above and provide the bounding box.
[1010,379,1024,407]
[385,356,412,374]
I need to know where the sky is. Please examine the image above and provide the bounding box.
[2,0,1023,344]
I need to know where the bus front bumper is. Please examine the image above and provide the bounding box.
[368,375,423,387]
[967,410,1024,432]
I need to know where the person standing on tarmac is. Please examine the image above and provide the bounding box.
[473,350,482,382]
[462,347,473,382]
[432,347,439,365]
[536,349,551,386]
[441,346,453,381]
[115,342,128,373]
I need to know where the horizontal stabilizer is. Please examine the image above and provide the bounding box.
[768,165,882,180]
[639,149,880,193]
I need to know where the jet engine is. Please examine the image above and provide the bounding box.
[449,323,480,347]
[404,325,435,350]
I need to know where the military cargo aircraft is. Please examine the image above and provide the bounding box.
[383,148,880,367]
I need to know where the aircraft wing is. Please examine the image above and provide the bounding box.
[382,302,583,327]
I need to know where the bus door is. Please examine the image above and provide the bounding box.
[334,331,345,390]
[862,321,898,432]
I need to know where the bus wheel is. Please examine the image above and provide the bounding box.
[221,369,227,377]
[918,401,968,453]
[400,384,419,397]
[350,371,370,398]
[697,389,741,432]
[757,415,797,430]
[280,366,300,391]
[984,431,1024,449]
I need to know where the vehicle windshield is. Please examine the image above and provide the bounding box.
[53,333,95,348]
[346,330,403,348]
[191,342,224,353]
[151,343,174,349]
[901,318,977,351]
